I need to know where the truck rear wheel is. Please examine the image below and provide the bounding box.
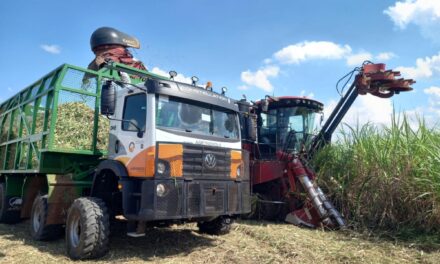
[197,217,232,235]
[0,183,21,224]
[65,197,110,260]
[30,194,63,240]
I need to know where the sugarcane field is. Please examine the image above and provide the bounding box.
[0,1,439,263]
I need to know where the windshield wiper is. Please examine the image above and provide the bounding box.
[185,129,192,133]
[224,135,230,138]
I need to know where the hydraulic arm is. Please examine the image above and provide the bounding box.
[309,62,414,158]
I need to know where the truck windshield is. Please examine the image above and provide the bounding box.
[156,95,239,139]
[259,106,320,154]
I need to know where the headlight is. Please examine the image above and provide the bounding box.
[236,167,241,177]
[156,183,166,197]
[157,161,166,174]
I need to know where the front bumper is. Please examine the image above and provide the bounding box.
[120,178,251,221]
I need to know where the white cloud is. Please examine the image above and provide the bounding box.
[384,0,440,40]
[7,87,13,92]
[323,86,440,131]
[346,52,373,66]
[395,52,440,79]
[300,90,315,98]
[376,52,396,61]
[274,41,352,64]
[240,65,280,92]
[324,91,440,130]
[151,67,192,84]
[401,87,440,128]
[263,58,272,64]
[272,40,394,67]
[424,86,440,116]
[424,86,440,97]
[324,94,394,128]
[240,40,398,93]
[40,44,61,54]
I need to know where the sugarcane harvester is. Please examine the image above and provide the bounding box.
[238,62,414,228]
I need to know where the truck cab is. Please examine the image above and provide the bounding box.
[99,71,250,224]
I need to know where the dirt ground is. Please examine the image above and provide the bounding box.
[0,220,439,264]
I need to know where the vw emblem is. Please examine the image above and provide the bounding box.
[204,153,217,169]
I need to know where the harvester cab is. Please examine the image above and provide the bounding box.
[255,96,324,159]
[239,62,415,228]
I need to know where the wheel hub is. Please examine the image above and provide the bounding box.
[32,203,43,232]
[69,214,81,248]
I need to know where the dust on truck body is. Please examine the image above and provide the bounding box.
[0,62,251,259]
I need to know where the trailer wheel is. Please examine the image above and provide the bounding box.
[197,217,232,235]
[0,183,21,224]
[30,194,63,240]
[65,197,110,260]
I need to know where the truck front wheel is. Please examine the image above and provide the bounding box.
[0,183,21,224]
[197,216,233,235]
[30,194,63,240]
[65,197,110,260]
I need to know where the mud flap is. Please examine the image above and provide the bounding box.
[46,174,92,225]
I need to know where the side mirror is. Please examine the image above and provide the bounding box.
[261,99,269,112]
[246,115,257,141]
[101,81,116,116]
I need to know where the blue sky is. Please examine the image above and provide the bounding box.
[0,0,439,126]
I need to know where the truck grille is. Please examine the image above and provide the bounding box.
[182,144,231,179]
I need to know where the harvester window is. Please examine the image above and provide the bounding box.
[258,106,321,157]
[122,94,146,131]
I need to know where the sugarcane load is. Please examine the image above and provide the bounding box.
[0,27,251,260]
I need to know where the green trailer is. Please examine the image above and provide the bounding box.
[0,64,111,223]
[0,62,251,260]
[0,62,168,222]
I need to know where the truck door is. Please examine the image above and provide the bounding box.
[109,92,148,176]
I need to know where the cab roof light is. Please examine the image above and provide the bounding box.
[169,70,177,80]
[206,81,213,91]
[221,87,227,95]
[191,76,199,86]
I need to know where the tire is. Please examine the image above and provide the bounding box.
[65,197,110,260]
[30,194,63,241]
[241,193,259,219]
[198,217,233,235]
[0,183,21,224]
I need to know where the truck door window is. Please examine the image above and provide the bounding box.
[122,94,146,131]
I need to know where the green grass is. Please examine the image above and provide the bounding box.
[313,115,440,233]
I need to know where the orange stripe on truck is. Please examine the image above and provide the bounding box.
[158,144,183,177]
[125,146,156,177]
[230,150,242,178]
